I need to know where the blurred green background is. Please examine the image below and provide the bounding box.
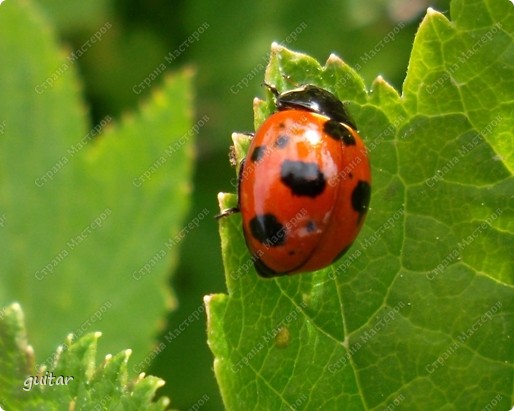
[34,0,450,409]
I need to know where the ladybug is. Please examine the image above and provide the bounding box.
[221,84,371,278]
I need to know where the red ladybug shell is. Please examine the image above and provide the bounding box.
[238,86,371,277]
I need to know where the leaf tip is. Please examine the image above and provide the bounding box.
[217,192,230,211]
[204,293,228,311]
[270,41,284,53]
[9,301,22,312]
[64,333,74,346]
[326,53,343,65]
[137,371,146,380]
[424,6,447,21]
[26,344,35,355]
[203,295,214,330]
[371,74,396,91]
[203,294,214,304]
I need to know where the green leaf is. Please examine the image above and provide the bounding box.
[35,0,111,33]
[0,0,195,368]
[209,1,514,410]
[0,303,169,410]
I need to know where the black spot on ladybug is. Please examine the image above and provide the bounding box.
[253,256,279,278]
[274,134,290,148]
[323,120,356,146]
[280,160,326,198]
[348,172,354,179]
[288,250,296,256]
[278,122,285,128]
[352,180,371,220]
[249,214,286,247]
[251,146,267,162]
[333,243,352,263]
[306,220,317,233]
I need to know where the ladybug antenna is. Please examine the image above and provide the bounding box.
[262,82,280,99]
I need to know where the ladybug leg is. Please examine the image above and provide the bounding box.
[238,131,255,140]
[215,207,240,219]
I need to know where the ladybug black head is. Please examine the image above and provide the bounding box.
[266,84,356,129]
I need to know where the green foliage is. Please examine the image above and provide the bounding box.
[2,0,512,409]
[210,1,514,410]
[0,303,169,410]
[37,0,111,32]
[0,0,194,375]
[41,0,446,408]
